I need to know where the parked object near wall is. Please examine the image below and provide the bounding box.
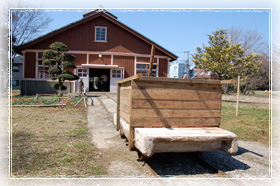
[21,80,75,96]
[114,74,237,159]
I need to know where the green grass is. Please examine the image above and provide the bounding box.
[71,96,88,104]
[12,104,106,178]
[12,90,20,94]
[12,97,61,105]
[221,101,270,145]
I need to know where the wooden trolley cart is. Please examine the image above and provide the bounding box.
[114,74,238,159]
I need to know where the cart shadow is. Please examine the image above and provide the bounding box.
[146,147,253,177]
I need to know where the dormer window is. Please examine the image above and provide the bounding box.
[95,26,107,42]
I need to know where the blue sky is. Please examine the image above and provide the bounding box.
[38,9,270,67]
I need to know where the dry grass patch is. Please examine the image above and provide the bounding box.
[11,103,106,178]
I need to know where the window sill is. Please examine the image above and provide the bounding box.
[94,40,108,43]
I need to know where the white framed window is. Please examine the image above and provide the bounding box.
[77,68,88,78]
[112,69,122,78]
[38,66,50,79]
[136,63,158,77]
[95,26,107,42]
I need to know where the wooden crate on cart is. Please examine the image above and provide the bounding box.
[114,74,238,159]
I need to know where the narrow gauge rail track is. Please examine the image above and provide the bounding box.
[97,94,229,178]
[140,153,229,178]
[189,153,228,177]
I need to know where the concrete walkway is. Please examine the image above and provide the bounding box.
[87,94,119,149]
[86,93,150,177]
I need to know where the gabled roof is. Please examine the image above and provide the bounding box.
[14,9,177,61]
[83,9,118,19]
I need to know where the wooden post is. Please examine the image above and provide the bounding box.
[148,45,155,77]
[128,80,135,150]
[116,84,121,131]
[236,76,240,116]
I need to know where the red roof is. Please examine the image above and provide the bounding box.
[193,68,211,79]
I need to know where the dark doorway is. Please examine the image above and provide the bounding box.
[89,69,110,92]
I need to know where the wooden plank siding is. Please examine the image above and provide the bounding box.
[132,109,221,119]
[119,81,132,124]
[113,56,135,78]
[89,54,111,65]
[131,118,221,128]
[158,58,168,77]
[38,52,43,58]
[130,80,222,128]
[137,57,157,63]
[24,52,36,78]
[132,100,221,110]
[71,54,87,66]
[27,16,167,57]
[132,88,221,100]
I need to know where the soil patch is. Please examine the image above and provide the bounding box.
[11,103,105,178]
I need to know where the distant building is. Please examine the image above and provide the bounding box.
[169,61,194,79]
[169,62,185,78]
[12,55,23,90]
[192,68,212,79]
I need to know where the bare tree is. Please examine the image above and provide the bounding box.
[227,26,268,55]
[11,8,52,47]
[227,26,270,94]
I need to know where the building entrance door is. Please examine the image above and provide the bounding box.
[89,69,110,92]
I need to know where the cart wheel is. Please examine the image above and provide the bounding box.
[120,132,126,138]
[137,150,149,161]
[140,154,149,161]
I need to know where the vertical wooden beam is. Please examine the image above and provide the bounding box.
[134,56,137,75]
[116,83,121,131]
[22,52,25,80]
[111,55,113,65]
[236,76,240,116]
[35,52,38,79]
[148,45,155,77]
[128,80,135,150]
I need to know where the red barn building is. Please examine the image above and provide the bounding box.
[14,9,177,95]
